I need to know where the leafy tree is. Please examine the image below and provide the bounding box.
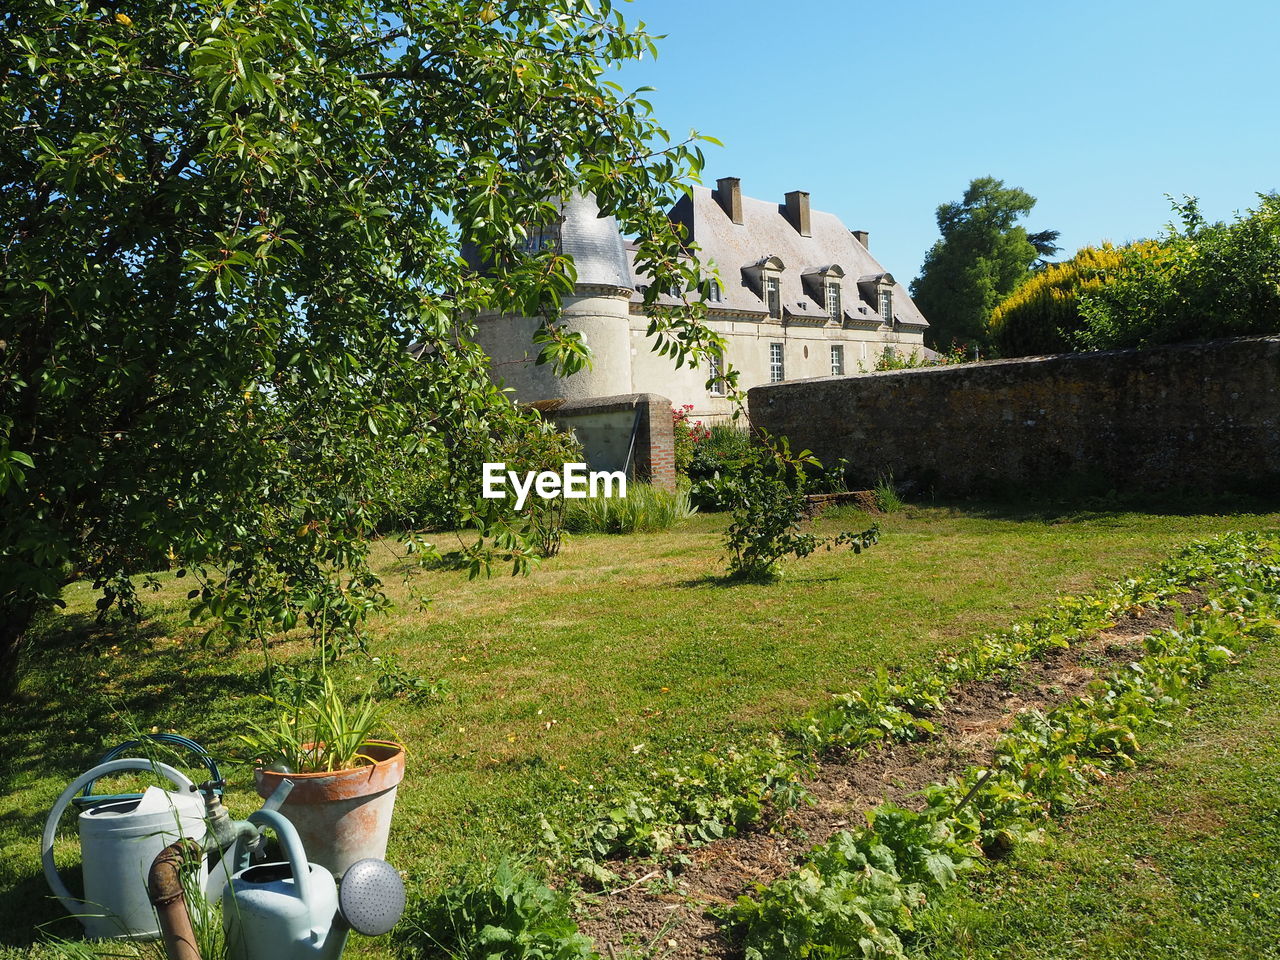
[988,243,1149,356]
[1074,194,1280,350]
[0,0,721,674]
[911,177,1059,350]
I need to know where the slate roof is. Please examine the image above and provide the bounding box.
[557,192,633,290]
[461,191,633,290]
[648,186,928,328]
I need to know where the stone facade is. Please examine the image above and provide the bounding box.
[473,185,929,423]
[748,336,1280,496]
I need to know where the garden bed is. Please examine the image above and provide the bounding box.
[574,597,1192,960]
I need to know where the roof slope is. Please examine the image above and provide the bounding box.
[649,186,927,327]
[558,192,633,289]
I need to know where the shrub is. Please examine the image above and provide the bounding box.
[397,861,597,960]
[723,436,878,581]
[672,404,709,478]
[873,473,903,512]
[379,404,582,534]
[859,342,971,371]
[1074,194,1280,350]
[562,482,695,534]
[988,243,1138,356]
[687,424,756,511]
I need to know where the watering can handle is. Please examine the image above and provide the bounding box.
[246,808,313,907]
[82,733,222,798]
[42,759,197,919]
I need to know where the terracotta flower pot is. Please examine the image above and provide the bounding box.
[254,740,405,878]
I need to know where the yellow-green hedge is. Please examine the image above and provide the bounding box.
[989,243,1156,356]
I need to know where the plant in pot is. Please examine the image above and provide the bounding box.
[239,671,405,878]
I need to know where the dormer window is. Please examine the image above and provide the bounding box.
[857,272,895,323]
[744,255,785,320]
[765,275,781,320]
[803,265,845,323]
[825,280,842,323]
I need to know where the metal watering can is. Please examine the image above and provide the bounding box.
[42,754,209,940]
[43,736,404,956]
[223,810,404,960]
[42,734,279,941]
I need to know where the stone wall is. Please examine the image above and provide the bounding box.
[748,336,1280,496]
[538,392,676,492]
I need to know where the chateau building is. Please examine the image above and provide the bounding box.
[472,179,929,420]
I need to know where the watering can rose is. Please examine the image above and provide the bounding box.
[482,462,627,510]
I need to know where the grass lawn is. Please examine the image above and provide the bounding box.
[911,623,1280,960]
[3,501,1278,956]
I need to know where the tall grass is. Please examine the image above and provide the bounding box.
[563,483,696,534]
[874,473,903,513]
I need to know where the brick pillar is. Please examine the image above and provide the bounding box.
[633,394,677,492]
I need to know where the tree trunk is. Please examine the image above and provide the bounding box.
[0,600,38,697]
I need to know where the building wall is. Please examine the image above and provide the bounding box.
[541,393,676,492]
[476,302,924,421]
[748,336,1280,496]
[473,287,634,402]
[629,314,926,421]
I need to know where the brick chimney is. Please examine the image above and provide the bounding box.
[784,190,811,237]
[715,177,743,224]
[851,229,869,248]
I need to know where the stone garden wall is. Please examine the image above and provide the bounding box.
[748,336,1280,496]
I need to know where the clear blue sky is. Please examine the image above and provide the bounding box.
[612,0,1279,282]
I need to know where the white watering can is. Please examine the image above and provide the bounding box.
[223,810,404,960]
[42,758,207,940]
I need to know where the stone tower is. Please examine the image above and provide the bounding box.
[471,193,635,402]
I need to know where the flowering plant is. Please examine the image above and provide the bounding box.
[672,405,709,477]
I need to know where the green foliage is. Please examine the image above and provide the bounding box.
[914,634,1280,960]
[1073,194,1280,350]
[369,654,450,704]
[911,177,1060,351]
[562,483,696,535]
[380,406,580,535]
[549,531,1275,879]
[559,737,810,865]
[671,405,709,479]
[727,532,1280,960]
[873,475,903,513]
[727,788,976,960]
[238,671,393,773]
[859,342,972,371]
[397,861,597,960]
[723,437,879,581]
[687,423,757,511]
[0,0,722,672]
[513,428,586,560]
[988,243,1145,356]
